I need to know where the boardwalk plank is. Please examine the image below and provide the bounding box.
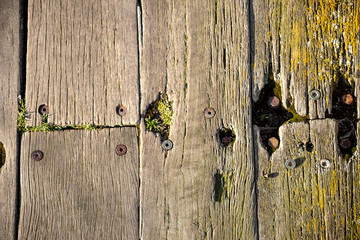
[0,0,20,237]
[18,128,139,239]
[26,0,139,126]
[140,0,256,239]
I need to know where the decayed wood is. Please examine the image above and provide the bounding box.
[18,128,139,239]
[140,0,256,239]
[0,0,19,238]
[26,0,139,126]
[256,119,360,239]
[254,0,359,119]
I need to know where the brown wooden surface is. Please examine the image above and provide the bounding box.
[18,128,139,239]
[25,0,139,126]
[139,0,256,239]
[0,0,19,238]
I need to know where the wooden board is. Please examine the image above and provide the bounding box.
[139,0,256,239]
[0,0,20,238]
[253,0,359,119]
[256,119,360,239]
[18,128,139,239]
[25,0,139,126]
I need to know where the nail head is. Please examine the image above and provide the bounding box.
[117,105,127,116]
[204,107,216,119]
[340,138,351,149]
[319,159,331,169]
[31,150,44,161]
[309,89,321,100]
[161,140,173,151]
[268,137,279,149]
[341,94,353,105]
[116,144,127,156]
[38,104,50,115]
[267,96,280,109]
[285,159,296,170]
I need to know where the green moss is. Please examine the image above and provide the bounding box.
[285,104,309,124]
[214,170,234,202]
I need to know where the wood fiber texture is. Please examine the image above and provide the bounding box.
[256,119,360,239]
[139,0,256,239]
[0,0,20,238]
[26,0,139,126]
[18,128,139,239]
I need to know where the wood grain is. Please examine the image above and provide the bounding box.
[256,119,360,239]
[18,128,139,239]
[0,0,19,238]
[139,0,256,239]
[26,0,139,126]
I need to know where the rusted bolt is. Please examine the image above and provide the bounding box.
[309,89,321,100]
[116,105,127,116]
[341,94,354,105]
[221,136,233,146]
[267,96,280,109]
[319,159,331,169]
[38,104,50,115]
[204,107,216,119]
[31,150,44,161]
[161,140,173,151]
[115,144,127,156]
[268,137,279,149]
[340,138,351,149]
[285,159,296,170]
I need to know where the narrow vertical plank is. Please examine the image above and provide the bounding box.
[257,119,359,239]
[0,0,19,237]
[140,0,256,239]
[26,0,139,126]
[19,128,139,239]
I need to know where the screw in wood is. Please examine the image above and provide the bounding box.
[204,107,216,119]
[161,140,173,151]
[309,89,321,100]
[221,136,233,146]
[319,159,331,169]
[285,159,296,170]
[340,138,351,149]
[116,105,127,116]
[267,96,280,109]
[115,144,127,156]
[38,104,50,115]
[31,150,44,161]
[341,94,354,105]
[268,137,279,149]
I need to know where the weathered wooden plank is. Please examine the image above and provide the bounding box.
[257,119,359,239]
[26,0,139,126]
[140,0,256,239]
[0,0,19,237]
[19,128,139,239]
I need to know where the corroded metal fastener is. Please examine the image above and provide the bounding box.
[319,159,331,169]
[38,104,50,115]
[31,150,44,161]
[268,137,279,149]
[117,105,127,116]
[285,159,296,170]
[221,136,233,146]
[267,96,280,109]
[161,140,173,151]
[341,94,354,105]
[204,107,216,119]
[340,138,351,149]
[115,144,127,156]
[309,89,321,100]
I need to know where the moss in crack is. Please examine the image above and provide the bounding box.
[214,170,234,202]
[285,104,310,124]
[145,92,173,137]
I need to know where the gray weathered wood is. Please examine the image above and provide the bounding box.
[18,128,139,239]
[139,0,256,239]
[256,119,360,239]
[26,0,139,126]
[0,0,19,238]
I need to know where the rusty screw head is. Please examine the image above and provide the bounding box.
[116,105,127,116]
[267,96,281,109]
[309,89,321,100]
[115,144,127,156]
[38,104,50,115]
[341,94,354,105]
[340,138,351,149]
[268,137,279,149]
[31,150,44,161]
[161,140,173,151]
[285,159,296,170]
[221,136,233,146]
[204,107,216,119]
[319,159,331,169]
